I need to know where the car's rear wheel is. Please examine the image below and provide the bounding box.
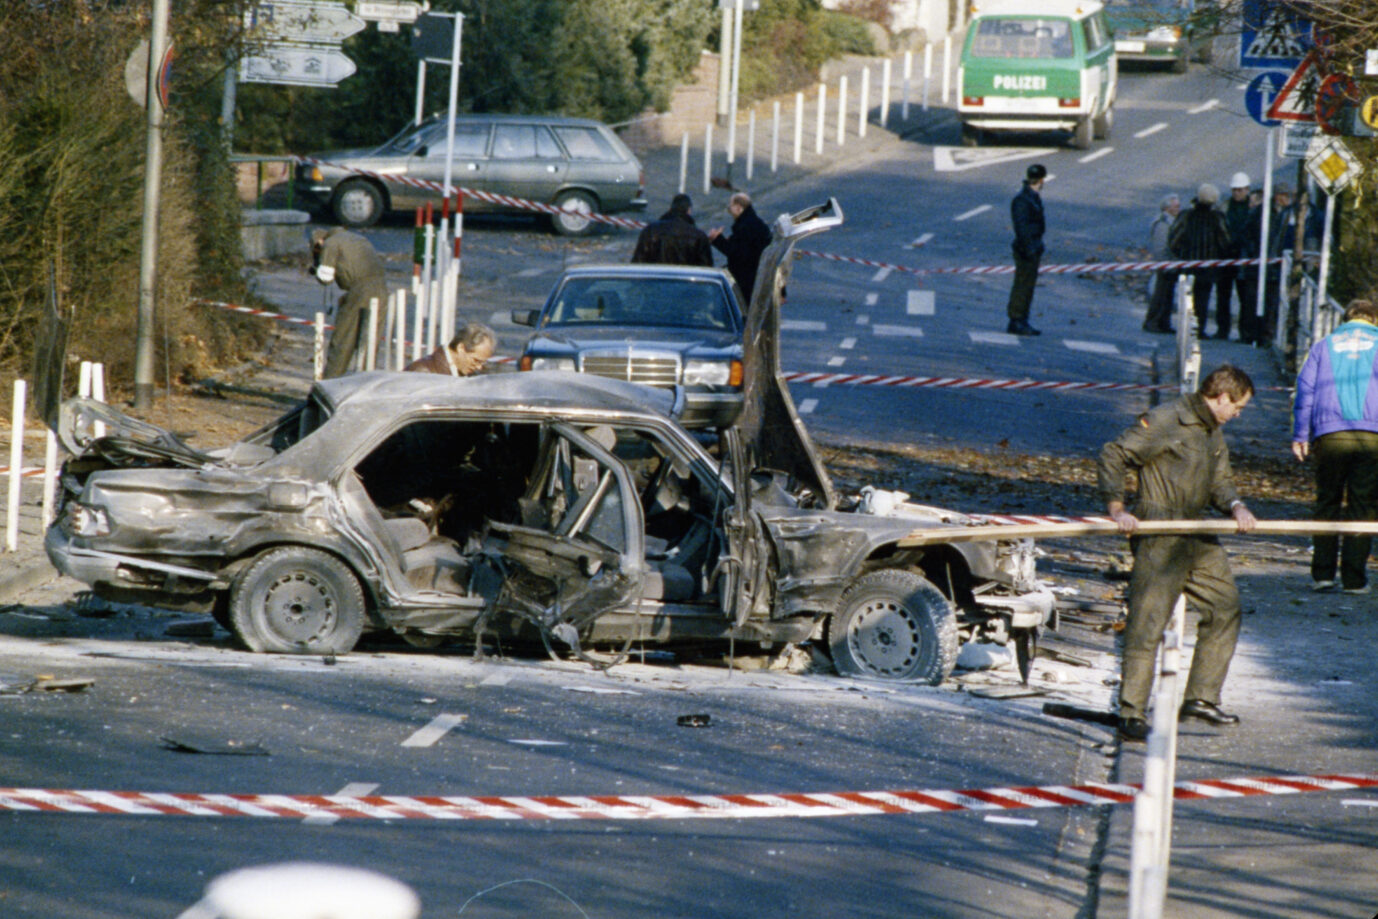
[331,179,385,228]
[827,569,958,684]
[1093,106,1113,140]
[551,190,597,236]
[1071,116,1093,150]
[229,547,365,654]
[960,122,982,147]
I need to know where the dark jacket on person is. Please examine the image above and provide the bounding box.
[1223,197,1252,258]
[1098,392,1241,521]
[631,210,713,267]
[711,204,772,302]
[1010,183,1045,260]
[1168,200,1230,261]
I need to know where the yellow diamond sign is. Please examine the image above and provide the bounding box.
[1305,136,1363,195]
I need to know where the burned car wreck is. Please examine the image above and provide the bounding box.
[45,201,1054,684]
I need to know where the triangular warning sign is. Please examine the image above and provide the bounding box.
[1245,7,1306,61]
[1266,52,1319,122]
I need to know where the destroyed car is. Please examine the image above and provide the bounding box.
[43,201,1054,683]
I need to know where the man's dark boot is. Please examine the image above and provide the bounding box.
[1007,319,1042,336]
[1179,699,1240,725]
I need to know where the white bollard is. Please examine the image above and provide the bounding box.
[394,289,408,370]
[859,67,870,137]
[816,83,826,155]
[746,108,756,181]
[678,131,689,194]
[7,379,25,552]
[383,291,397,365]
[314,312,326,380]
[942,36,952,104]
[923,43,933,111]
[794,92,804,164]
[78,360,92,399]
[703,122,713,194]
[411,284,426,362]
[771,100,781,173]
[837,74,848,146]
[880,58,891,127]
[727,112,736,166]
[365,297,379,371]
[41,428,57,530]
[902,50,913,120]
[91,363,106,438]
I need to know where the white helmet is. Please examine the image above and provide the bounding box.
[1230,171,1251,189]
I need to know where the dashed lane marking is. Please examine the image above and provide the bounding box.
[970,331,1021,345]
[827,356,846,367]
[873,324,925,338]
[1187,99,1219,114]
[1134,122,1168,138]
[515,267,547,277]
[400,714,467,748]
[953,204,992,222]
[480,672,513,687]
[1063,339,1121,355]
[856,314,870,325]
[871,266,893,282]
[839,337,857,350]
[1077,147,1114,164]
[798,398,819,413]
[908,232,934,249]
[781,319,828,332]
[4,773,1372,823]
[305,783,380,826]
[864,293,879,306]
[906,290,935,316]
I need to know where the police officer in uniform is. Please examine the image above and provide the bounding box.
[1098,364,1258,742]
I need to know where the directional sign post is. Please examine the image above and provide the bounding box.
[244,0,365,43]
[1244,71,1287,126]
[240,0,362,87]
[239,44,357,87]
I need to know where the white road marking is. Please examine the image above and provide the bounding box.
[401,713,468,748]
[985,815,1040,827]
[798,398,819,414]
[953,204,992,222]
[515,267,547,277]
[509,739,568,746]
[932,146,1051,173]
[871,266,893,282]
[1134,122,1168,138]
[1342,799,1378,808]
[856,314,870,325]
[873,324,925,337]
[1187,98,1219,114]
[1044,173,1056,183]
[827,356,846,367]
[839,337,857,350]
[1077,147,1114,163]
[1063,339,1121,354]
[781,319,828,332]
[480,672,513,686]
[908,232,934,249]
[906,290,935,316]
[489,310,514,327]
[305,782,379,826]
[970,331,1021,345]
[864,292,879,306]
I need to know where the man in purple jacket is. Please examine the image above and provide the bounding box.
[1292,298,1378,594]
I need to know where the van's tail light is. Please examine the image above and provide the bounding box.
[962,96,984,106]
[1058,97,1081,108]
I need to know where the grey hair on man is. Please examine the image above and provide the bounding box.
[1160,193,1180,211]
[449,322,496,353]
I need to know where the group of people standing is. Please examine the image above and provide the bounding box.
[630,191,772,303]
[1143,175,1314,344]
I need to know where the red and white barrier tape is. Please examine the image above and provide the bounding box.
[1,772,1372,823]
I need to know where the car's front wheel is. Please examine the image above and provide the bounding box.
[827,569,958,684]
[229,546,366,654]
[550,190,598,236]
[331,179,385,228]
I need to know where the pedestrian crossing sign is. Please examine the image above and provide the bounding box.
[1265,52,1320,122]
[1305,136,1363,194]
[1239,0,1312,69]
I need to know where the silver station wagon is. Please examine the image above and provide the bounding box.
[295,114,647,235]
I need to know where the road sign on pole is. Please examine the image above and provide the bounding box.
[357,1,424,24]
[244,0,365,44]
[239,43,357,87]
[1239,0,1312,70]
[1305,136,1363,195]
[1244,70,1287,126]
[1281,121,1318,157]
[1265,52,1319,122]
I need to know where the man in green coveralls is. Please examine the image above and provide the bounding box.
[312,227,388,379]
[1098,364,1257,742]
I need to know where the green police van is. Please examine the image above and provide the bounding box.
[958,0,1117,150]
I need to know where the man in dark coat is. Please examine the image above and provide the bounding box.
[312,227,389,378]
[1168,184,1231,338]
[404,322,496,376]
[631,194,713,267]
[1219,172,1258,342]
[1098,364,1257,742]
[1006,163,1046,336]
[708,192,772,304]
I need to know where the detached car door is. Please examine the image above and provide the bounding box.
[485,423,645,635]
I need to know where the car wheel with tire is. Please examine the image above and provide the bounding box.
[1071,116,1093,150]
[229,546,366,654]
[1093,106,1113,140]
[331,179,385,228]
[551,190,598,237]
[960,123,982,147]
[827,569,959,684]
[1171,53,1189,74]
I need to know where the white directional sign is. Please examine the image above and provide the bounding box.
[244,0,365,44]
[357,1,424,22]
[239,42,357,87]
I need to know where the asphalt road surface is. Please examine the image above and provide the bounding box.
[4,60,1374,919]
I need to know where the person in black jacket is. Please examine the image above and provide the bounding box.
[1006,163,1047,336]
[1219,173,1258,342]
[708,193,772,304]
[631,194,713,267]
[1168,184,1231,338]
